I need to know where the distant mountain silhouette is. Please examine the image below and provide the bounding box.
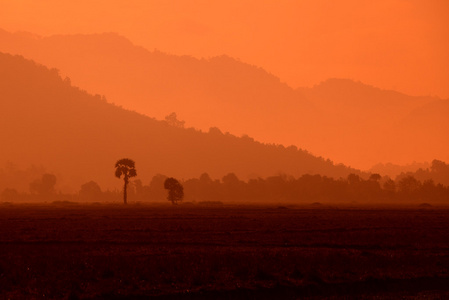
[1,29,447,169]
[297,79,448,168]
[369,162,430,179]
[0,52,360,192]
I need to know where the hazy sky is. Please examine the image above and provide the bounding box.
[1,0,448,98]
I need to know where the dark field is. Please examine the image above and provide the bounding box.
[1,203,449,299]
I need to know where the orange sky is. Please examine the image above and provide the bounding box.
[1,0,448,98]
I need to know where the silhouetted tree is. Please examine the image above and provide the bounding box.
[430,159,449,186]
[398,175,421,195]
[79,181,102,202]
[347,173,361,185]
[29,173,57,196]
[420,179,437,200]
[383,178,396,193]
[369,173,381,182]
[165,112,185,128]
[164,177,184,205]
[199,173,213,184]
[431,159,447,173]
[115,158,137,204]
[222,173,241,186]
[222,172,244,201]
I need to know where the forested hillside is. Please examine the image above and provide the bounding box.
[0,53,358,192]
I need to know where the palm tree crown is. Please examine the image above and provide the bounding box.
[115,158,137,179]
[115,158,137,204]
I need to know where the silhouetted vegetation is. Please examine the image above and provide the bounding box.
[1,162,449,205]
[164,177,184,205]
[164,112,185,128]
[29,173,57,196]
[115,158,137,205]
[1,167,449,205]
[185,172,447,204]
[79,181,102,202]
[396,159,449,187]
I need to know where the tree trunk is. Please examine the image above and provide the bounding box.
[123,177,128,205]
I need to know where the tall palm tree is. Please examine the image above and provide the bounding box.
[115,158,137,204]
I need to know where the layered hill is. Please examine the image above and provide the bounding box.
[0,52,358,193]
[1,29,448,169]
[297,79,449,169]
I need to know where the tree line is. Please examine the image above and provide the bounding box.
[1,159,448,205]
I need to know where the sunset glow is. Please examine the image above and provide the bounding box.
[1,2,449,298]
[1,0,448,98]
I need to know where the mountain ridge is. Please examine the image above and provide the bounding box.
[1,29,447,169]
[0,52,360,192]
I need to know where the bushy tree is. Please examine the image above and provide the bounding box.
[383,178,396,194]
[398,175,421,194]
[164,177,184,205]
[115,158,137,204]
[29,173,57,196]
[347,173,361,185]
[79,181,102,202]
[164,112,185,128]
[369,173,381,182]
